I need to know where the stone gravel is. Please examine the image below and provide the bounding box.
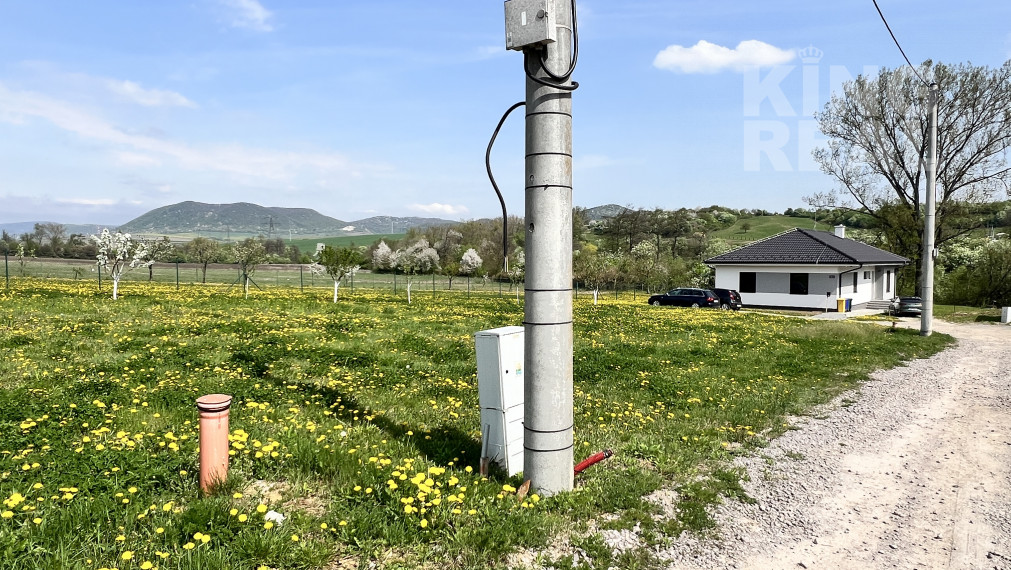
[656,321,1011,570]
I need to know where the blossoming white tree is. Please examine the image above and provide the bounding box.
[372,240,393,270]
[393,239,439,304]
[459,248,482,294]
[309,246,363,302]
[92,229,152,300]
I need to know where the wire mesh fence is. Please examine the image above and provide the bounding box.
[1,257,662,302]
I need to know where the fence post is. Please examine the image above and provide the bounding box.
[350,271,354,293]
[300,265,304,293]
[432,272,436,297]
[176,262,180,290]
[394,270,397,294]
[3,249,8,289]
[98,264,102,290]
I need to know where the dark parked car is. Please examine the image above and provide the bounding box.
[712,288,743,311]
[889,296,922,316]
[647,288,720,308]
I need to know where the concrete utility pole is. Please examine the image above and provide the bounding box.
[521,2,575,494]
[920,82,938,337]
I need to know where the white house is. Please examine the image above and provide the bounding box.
[705,226,908,311]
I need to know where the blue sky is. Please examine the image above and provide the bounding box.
[1,0,1009,225]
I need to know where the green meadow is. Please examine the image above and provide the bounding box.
[0,279,951,569]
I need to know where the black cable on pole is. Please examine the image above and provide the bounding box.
[486,101,526,274]
[525,51,579,91]
[540,0,579,82]
[871,0,929,86]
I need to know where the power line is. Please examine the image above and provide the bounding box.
[871,0,929,86]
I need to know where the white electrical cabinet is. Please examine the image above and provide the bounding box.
[475,326,525,476]
[1002,307,1010,324]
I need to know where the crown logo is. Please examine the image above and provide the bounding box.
[799,45,823,64]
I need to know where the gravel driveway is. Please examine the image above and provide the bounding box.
[660,320,1011,570]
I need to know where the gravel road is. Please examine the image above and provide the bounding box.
[660,320,1011,570]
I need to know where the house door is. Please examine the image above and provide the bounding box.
[874,268,884,300]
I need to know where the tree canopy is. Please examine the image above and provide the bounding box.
[814,60,1011,291]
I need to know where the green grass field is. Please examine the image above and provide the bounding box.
[289,235,404,254]
[0,279,952,569]
[712,215,826,244]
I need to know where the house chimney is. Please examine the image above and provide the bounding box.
[834,225,846,239]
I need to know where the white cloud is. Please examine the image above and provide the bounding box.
[55,197,134,206]
[106,80,196,108]
[114,152,163,167]
[0,83,363,181]
[408,203,469,216]
[654,40,795,74]
[219,0,273,32]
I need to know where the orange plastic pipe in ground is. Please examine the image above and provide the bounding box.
[196,394,233,494]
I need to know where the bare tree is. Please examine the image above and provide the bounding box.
[814,61,1011,291]
[185,237,220,283]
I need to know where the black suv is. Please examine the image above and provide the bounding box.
[647,288,720,308]
[711,288,743,311]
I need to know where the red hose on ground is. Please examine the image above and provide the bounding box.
[574,449,614,474]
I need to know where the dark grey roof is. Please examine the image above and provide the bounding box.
[706,228,909,265]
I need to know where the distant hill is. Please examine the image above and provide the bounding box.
[119,202,348,235]
[711,215,817,244]
[349,216,456,234]
[0,221,104,237]
[114,201,458,238]
[582,204,629,221]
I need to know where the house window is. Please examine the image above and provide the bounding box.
[853,272,858,293]
[886,270,892,293]
[863,271,871,279]
[740,272,756,293]
[789,273,809,295]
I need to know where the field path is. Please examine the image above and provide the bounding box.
[661,320,1011,570]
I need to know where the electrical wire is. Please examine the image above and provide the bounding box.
[485,2,581,273]
[539,0,579,82]
[525,51,579,91]
[525,0,580,91]
[871,0,929,86]
[486,101,526,274]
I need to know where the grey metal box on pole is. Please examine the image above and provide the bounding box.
[504,0,557,51]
